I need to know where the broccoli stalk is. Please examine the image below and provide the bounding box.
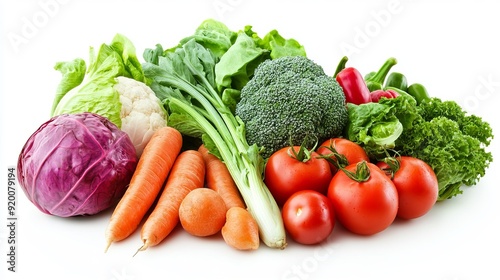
[143,39,287,249]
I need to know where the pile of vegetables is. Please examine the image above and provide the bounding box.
[16,19,493,251]
[336,57,493,200]
[50,34,168,157]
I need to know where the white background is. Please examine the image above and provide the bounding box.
[1,0,500,279]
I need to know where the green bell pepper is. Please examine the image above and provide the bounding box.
[407,83,431,104]
[384,72,408,92]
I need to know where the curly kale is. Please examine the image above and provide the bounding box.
[416,98,493,145]
[395,97,494,200]
[235,56,348,158]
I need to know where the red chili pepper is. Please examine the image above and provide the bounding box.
[334,56,371,105]
[370,89,399,102]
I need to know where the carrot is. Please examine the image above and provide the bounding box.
[135,150,205,254]
[222,206,260,251]
[198,144,260,250]
[104,126,182,252]
[198,144,246,209]
[178,188,227,237]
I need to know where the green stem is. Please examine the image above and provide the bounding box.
[342,160,371,182]
[366,57,397,91]
[333,56,349,78]
[157,72,235,147]
[380,156,401,179]
[317,142,349,168]
[288,135,316,162]
[186,59,250,156]
[318,151,371,182]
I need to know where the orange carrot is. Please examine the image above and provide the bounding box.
[104,126,182,252]
[198,145,261,250]
[198,144,246,209]
[135,150,205,254]
[178,188,227,237]
[222,206,260,251]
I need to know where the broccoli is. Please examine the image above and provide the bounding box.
[235,56,348,158]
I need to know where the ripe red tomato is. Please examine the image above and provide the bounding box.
[316,138,370,173]
[376,156,438,219]
[327,161,398,235]
[265,146,333,207]
[282,190,335,245]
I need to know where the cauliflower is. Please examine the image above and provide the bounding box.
[115,76,167,156]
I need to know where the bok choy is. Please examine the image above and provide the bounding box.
[142,19,305,249]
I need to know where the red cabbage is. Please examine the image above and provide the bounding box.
[17,113,138,217]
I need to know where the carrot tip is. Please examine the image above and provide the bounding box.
[104,241,112,253]
[133,243,148,257]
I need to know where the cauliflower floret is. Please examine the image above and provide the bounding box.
[115,76,167,157]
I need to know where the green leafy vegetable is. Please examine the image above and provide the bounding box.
[51,33,146,126]
[215,31,269,93]
[51,58,86,114]
[345,93,418,158]
[345,94,493,201]
[243,26,307,59]
[416,98,493,145]
[397,98,493,200]
[172,19,237,59]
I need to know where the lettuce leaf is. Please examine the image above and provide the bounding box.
[144,19,307,116]
[345,101,404,158]
[50,58,86,114]
[215,31,269,92]
[243,26,307,59]
[51,34,144,128]
[214,25,306,112]
[163,19,237,60]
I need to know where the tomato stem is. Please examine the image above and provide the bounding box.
[317,141,349,168]
[340,160,371,182]
[379,157,401,179]
[288,134,317,162]
[316,142,371,182]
